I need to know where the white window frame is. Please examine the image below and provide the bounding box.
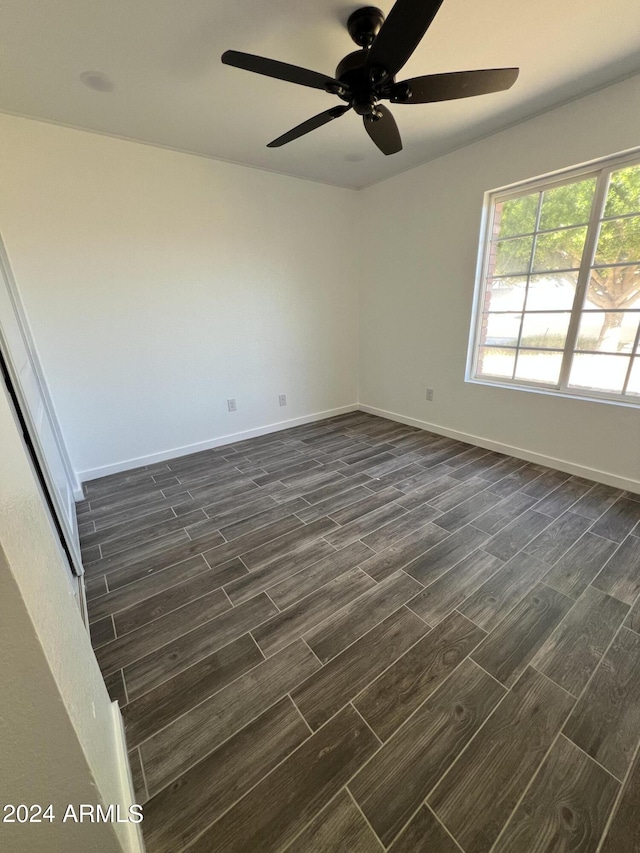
[466,147,640,407]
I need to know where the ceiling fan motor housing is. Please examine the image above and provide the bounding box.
[346,6,386,47]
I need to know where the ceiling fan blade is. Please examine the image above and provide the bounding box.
[222,50,344,93]
[367,0,445,79]
[363,105,402,155]
[392,68,520,103]
[267,105,350,148]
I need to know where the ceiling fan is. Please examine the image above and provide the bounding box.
[221,0,519,155]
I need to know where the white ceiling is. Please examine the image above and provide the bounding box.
[2,0,640,189]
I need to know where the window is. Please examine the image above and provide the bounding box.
[469,153,640,404]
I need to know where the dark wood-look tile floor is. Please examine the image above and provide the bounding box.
[78,412,640,852]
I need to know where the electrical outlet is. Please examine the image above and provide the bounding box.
[227,398,237,412]
[426,388,434,401]
[279,394,287,407]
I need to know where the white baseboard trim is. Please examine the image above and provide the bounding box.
[78,404,359,485]
[111,702,145,853]
[359,404,640,494]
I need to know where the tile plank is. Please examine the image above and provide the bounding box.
[564,627,640,779]
[542,533,618,598]
[241,516,337,570]
[123,593,277,700]
[325,503,407,550]
[305,571,424,663]
[388,806,460,853]
[591,535,640,605]
[287,790,382,853]
[458,552,550,632]
[267,540,373,610]
[404,526,489,586]
[349,659,505,846]
[186,705,379,853]
[141,697,309,853]
[471,582,574,687]
[523,511,592,565]
[590,498,640,543]
[407,550,504,626]
[599,745,640,852]
[354,611,485,741]
[534,477,594,518]
[359,523,450,582]
[483,509,552,562]
[293,608,429,730]
[224,537,336,604]
[532,586,629,696]
[361,503,441,552]
[472,490,537,536]
[122,633,264,747]
[113,563,245,637]
[253,567,377,657]
[95,589,231,676]
[140,639,320,796]
[492,735,619,853]
[429,667,574,853]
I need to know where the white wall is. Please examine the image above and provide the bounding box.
[359,74,640,490]
[0,383,140,853]
[0,115,359,481]
[1,76,639,490]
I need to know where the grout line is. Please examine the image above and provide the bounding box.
[426,804,466,852]
[247,631,266,661]
[288,693,314,736]
[488,618,629,851]
[126,633,280,753]
[595,734,640,853]
[528,662,579,702]
[264,590,281,613]
[349,702,383,746]
[559,733,623,784]
[120,668,130,706]
[132,745,149,804]
[345,789,387,851]
[300,637,324,668]
[77,415,640,851]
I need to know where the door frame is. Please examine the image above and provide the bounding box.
[0,237,84,580]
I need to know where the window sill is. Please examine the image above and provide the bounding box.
[465,376,640,409]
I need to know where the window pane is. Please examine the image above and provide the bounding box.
[576,311,639,353]
[526,272,579,310]
[480,313,521,347]
[586,265,640,310]
[514,350,562,385]
[626,358,640,395]
[539,178,596,230]
[484,277,528,312]
[604,164,640,218]
[520,313,571,349]
[532,227,587,272]
[493,236,533,276]
[568,353,631,394]
[477,347,516,379]
[495,193,539,238]
[595,215,640,265]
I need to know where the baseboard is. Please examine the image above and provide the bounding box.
[358,404,640,494]
[78,404,359,485]
[111,702,146,853]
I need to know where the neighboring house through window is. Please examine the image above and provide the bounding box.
[468,152,640,404]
